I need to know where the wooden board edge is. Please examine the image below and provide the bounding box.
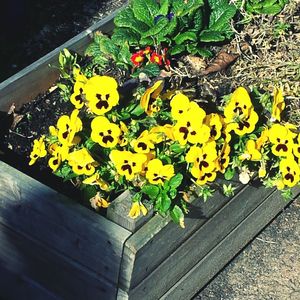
[127,183,277,299]
[160,188,300,299]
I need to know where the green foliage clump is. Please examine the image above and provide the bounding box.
[245,0,289,15]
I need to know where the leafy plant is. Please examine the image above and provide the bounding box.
[244,0,288,15]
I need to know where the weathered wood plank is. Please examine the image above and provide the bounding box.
[107,190,154,232]
[0,7,123,112]
[0,263,59,300]
[0,160,131,286]
[0,223,117,299]
[127,179,275,299]
[119,177,246,291]
[161,187,300,299]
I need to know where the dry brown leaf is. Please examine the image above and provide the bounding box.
[201,51,239,76]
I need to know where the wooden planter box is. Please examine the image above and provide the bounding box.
[0,9,299,300]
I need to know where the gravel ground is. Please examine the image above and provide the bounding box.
[1,1,299,299]
[194,197,300,300]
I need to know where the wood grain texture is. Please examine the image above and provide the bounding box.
[119,177,246,291]
[161,187,300,299]
[0,7,122,112]
[128,179,276,299]
[0,161,131,286]
[0,223,117,300]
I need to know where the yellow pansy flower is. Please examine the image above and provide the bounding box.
[118,121,129,147]
[292,134,300,159]
[70,71,87,109]
[215,143,231,173]
[131,130,156,154]
[145,158,175,185]
[29,135,47,165]
[225,107,259,136]
[82,173,109,191]
[149,124,174,142]
[271,87,285,122]
[196,170,217,186]
[57,109,82,146]
[90,192,110,210]
[84,75,119,115]
[185,142,218,179]
[128,201,148,219]
[91,116,121,148]
[48,144,69,172]
[67,148,97,176]
[170,93,191,120]
[225,87,253,117]
[140,80,164,116]
[239,140,262,161]
[173,112,210,145]
[110,150,147,180]
[279,157,300,188]
[256,128,269,150]
[268,124,294,157]
[204,113,223,141]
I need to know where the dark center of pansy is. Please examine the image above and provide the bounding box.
[238,120,250,131]
[284,173,294,183]
[102,135,114,144]
[211,125,217,137]
[53,159,59,165]
[200,172,213,181]
[199,160,209,170]
[275,144,288,152]
[75,94,83,103]
[121,164,132,175]
[179,127,189,140]
[96,94,109,109]
[138,142,148,151]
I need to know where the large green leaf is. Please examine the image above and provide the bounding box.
[158,0,169,15]
[99,36,119,60]
[170,44,185,55]
[117,43,131,65]
[114,7,149,33]
[141,16,169,38]
[142,184,160,199]
[172,0,204,17]
[199,30,226,42]
[170,205,185,226]
[208,0,237,34]
[174,31,197,44]
[169,173,183,189]
[112,28,140,46]
[132,0,160,27]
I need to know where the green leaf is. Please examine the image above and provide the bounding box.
[170,143,185,154]
[224,167,235,180]
[112,28,140,46]
[137,63,161,77]
[131,104,145,116]
[141,17,169,38]
[99,36,119,59]
[158,0,169,15]
[193,9,204,31]
[142,184,160,199]
[160,193,171,213]
[117,43,131,65]
[186,43,198,55]
[132,0,159,27]
[174,31,197,44]
[82,185,97,202]
[170,44,185,55]
[196,48,213,57]
[170,205,185,227]
[114,7,149,33]
[169,173,183,189]
[199,30,226,42]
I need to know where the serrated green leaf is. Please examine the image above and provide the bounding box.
[99,37,119,60]
[193,9,204,31]
[142,184,160,199]
[169,173,183,189]
[112,28,140,46]
[174,31,197,44]
[132,0,159,27]
[170,44,186,55]
[199,30,226,42]
[142,17,169,38]
[114,7,149,33]
[172,0,204,17]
